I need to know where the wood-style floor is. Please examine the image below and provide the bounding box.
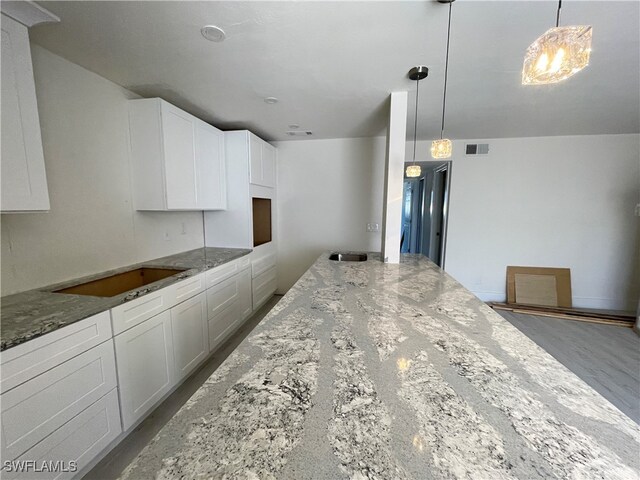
[500,310,640,424]
[86,295,282,480]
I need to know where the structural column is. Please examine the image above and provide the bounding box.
[381,91,408,264]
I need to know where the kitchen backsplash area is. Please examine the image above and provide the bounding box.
[1,46,204,296]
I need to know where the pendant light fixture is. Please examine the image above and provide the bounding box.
[522,0,592,85]
[431,0,455,159]
[406,66,429,178]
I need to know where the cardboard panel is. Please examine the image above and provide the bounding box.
[506,266,572,308]
[514,274,558,306]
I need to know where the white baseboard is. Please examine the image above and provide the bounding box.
[571,296,635,312]
[469,291,634,313]
[470,291,505,303]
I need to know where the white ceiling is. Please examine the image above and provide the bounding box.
[30,1,640,142]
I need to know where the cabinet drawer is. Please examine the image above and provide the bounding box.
[206,274,240,321]
[3,389,121,480]
[114,310,174,431]
[251,253,276,278]
[252,266,277,310]
[0,311,112,394]
[1,341,117,461]
[238,255,250,269]
[174,272,205,303]
[111,285,175,335]
[206,259,240,288]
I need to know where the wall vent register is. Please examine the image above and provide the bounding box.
[465,143,490,155]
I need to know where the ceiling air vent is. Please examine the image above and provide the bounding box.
[286,131,313,137]
[465,143,489,155]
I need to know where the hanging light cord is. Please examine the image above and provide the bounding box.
[556,0,562,27]
[412,77,420,163]
[440,1,452,139]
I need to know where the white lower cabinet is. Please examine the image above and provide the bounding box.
[114,310,175,431]
[171,292,208,381]
[238,267,252,321]
[0,340,118,461]
[252,265,277,311]
[208,266,252,352]
[0,256,260,479]
[4,389,121,480]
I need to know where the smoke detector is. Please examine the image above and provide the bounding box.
[201,25,226,42]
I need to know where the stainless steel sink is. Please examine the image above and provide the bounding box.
[329,252,368,262]
[53,267,187,297]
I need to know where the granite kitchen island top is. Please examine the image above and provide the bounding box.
[119,253,639,480]
[0,247,250,351]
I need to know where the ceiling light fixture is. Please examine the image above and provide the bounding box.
[522,1,592,85]
[406,66,429,178]
[432,0,455,160]
[201,25,226,43]
[264,97,278,104]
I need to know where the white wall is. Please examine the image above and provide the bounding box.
[274,137,386,292]
[416,134,639,311]
[1,46,204,296]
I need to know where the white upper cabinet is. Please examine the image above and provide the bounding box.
[196,121,226,210]
[162,105,197,209]
[0,12,54,212]
[248,132,276,188]
[128,98,226,211]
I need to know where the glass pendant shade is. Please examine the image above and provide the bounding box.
[431,138,452,159]
[522,25,592,85]
[406,165,421,178]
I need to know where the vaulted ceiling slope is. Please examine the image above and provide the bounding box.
[30,1,639,141]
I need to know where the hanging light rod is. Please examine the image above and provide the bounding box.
[431,0,454,159]
[522,0,592,85]
[406,66,429,178]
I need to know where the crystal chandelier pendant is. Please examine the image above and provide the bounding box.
[522,25,592,85]
[405,165,422,177]
[431,138,452,159]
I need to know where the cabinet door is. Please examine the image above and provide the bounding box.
[171,292,208,381]
[114,310,174,431]
[249,134,263,186]
[261,142,276,188]
[195,122,227,210]
[161,104,197,209]
[0,14,50,212]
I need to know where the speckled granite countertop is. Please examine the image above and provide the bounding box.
[0,247,251,351]
[119,253,639,480]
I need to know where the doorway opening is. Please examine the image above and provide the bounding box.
[400,161,452,268]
